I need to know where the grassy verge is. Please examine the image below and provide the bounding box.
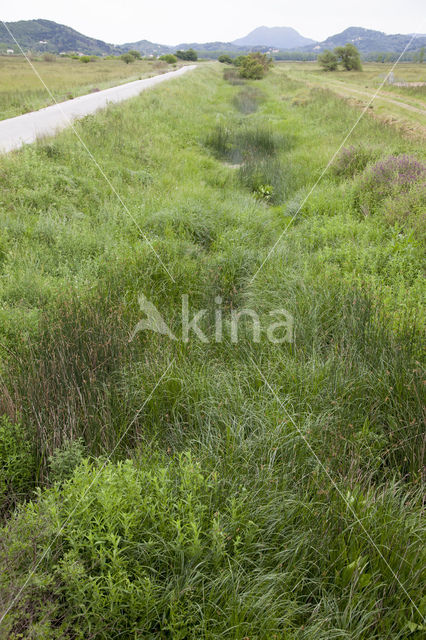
[0,56,182,119]
[0,64,424,639]
[280,61,426,133]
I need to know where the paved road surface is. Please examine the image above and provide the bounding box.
[0,65,197,153]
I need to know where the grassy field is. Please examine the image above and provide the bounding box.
[0,56,180,119]
[280,61,426,133]
[0,62,425,638]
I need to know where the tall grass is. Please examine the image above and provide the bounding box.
[0,64,424,638]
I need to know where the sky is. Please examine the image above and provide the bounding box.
[2,0,425,45]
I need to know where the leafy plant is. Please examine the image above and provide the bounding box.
[335,43,363,71]
[218,54,233,64]
[318,49,339,71]
[331,145,376,178]
[0,417,35,514]
[120,53,135,64]
[160,54,178,64]
[175,48,198,61]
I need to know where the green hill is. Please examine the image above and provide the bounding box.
[0,19,119,55]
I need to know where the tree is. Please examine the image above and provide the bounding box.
[233,55,247,67]
[120,53,135,64]
[318,50,338,71]
[334,44,362,71]
[175,49,198,61]
[127,49,142,60]
[160,54,178,64]
[218,54,233,64]
[238,53,272,80]
[239,57,265,79]
[419,47,425,64]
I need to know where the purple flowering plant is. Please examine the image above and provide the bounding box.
[354,154,426,217]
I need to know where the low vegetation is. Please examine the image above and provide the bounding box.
[0,56,174,119]
[0,62,424,638]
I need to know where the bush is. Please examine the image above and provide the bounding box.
[240,57,265,79]
[120,53,135,64]
[331,145,377,178]
[238,53,273,80]
[48,438,86,483]
[79,55,91,64]
[335,43,363,71]
[160,54,178,64]
[218,54,233,64]
[175,48,198,61]
[233,55,247,67]
[318,49,338,71]
[127,49,142,60]
[354,154,426,216]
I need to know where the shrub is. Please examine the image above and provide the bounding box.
[335,43,363,71]
[354,154,426,216]
[218,54,233,64]
[331,145,376,178]
[79,55,92,64]
[120,53,135,64]
[318,49,338,71]
[233,55,247,67]
[127,49,142,60]
[239,53,272,80]
[175,48,198,61]
[160,54,178,64]
[240,58,265,79]
[48,438,86,483]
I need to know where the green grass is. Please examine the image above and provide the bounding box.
[0,56,180,119]
[279,61,426,133]
[0,64,424,639]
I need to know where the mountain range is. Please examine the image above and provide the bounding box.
[1,20,425,57]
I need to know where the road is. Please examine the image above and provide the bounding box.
[0,65,197,153]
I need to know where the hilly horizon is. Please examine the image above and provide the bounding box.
[1,19,425,57]
[232,26,315,49]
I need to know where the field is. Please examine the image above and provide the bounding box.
[0,61,425,638]
[280,61,426,133]
[0,56,180,119]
